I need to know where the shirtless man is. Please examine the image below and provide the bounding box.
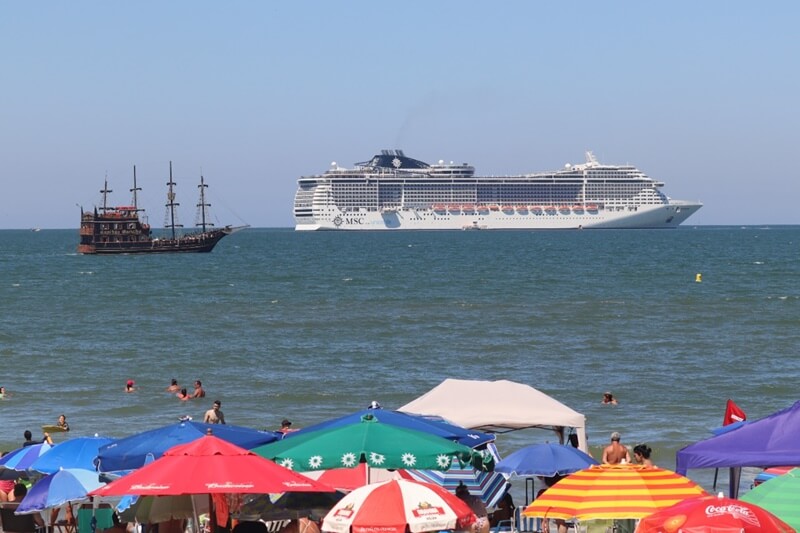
[192,380,206,398]
[166,379,180,393]
[203,400,225,424]
[602,432,631,464]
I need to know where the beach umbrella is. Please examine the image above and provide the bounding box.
[636,493,795,532]
[289,409,495,448]
[523,464,707,521]
[400,443,508,507]
[15,468,105,513]
[253,413,479,472]
[239,491,345,522]
[321,478,476,533]
[301,462,373,491]
[30,436,113,474]
[740,467,800,529]
[118,495,210,524]
[495,443,598,478]
[90,434,334,497]
[95,420,281,472]
[0,443,52,477]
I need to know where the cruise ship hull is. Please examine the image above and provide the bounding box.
[296,202,701,231]
[293,150,703,231]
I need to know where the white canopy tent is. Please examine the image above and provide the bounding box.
[399,378,588,452]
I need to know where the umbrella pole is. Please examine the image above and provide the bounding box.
[191,495,201,533]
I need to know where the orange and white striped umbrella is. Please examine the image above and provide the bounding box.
[523,464,707,520]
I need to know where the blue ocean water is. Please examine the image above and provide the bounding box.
[1,227,798,494]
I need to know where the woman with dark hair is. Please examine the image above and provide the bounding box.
[633,444,654,467]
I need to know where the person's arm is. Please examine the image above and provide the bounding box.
[203,411,211,423]
[601,446,609,464]
[220,412,226,424]
[42,433,53,445]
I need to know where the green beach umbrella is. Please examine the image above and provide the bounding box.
[252,413,479,472]
[740,467,800,529]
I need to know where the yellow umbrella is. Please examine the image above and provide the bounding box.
[523,464,707,520]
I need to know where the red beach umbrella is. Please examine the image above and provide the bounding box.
[89,434,334,496]
[322,478,475,533]
[636,494,795,532]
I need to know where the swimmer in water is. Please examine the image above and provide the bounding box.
[602,392,618,405]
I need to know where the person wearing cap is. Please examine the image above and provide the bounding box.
[602,431,631,464]
[203,400,225,424]
[367,400,382,410]
[602,392,618,405]
[278,419,297,434]
[125,380,136,393]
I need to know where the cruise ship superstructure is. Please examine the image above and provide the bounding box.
[293,150,702,231]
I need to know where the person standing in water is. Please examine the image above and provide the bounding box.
[602,432,631,464]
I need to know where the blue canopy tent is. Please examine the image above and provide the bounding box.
[676,400,800,497]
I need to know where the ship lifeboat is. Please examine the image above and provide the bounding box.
[476,205,489,213]
[432,204,447,212]
[530,206,543,213]
[572,205,585,212]
[558,205,571,212]
[448,204,462,212]
[501,205,515,212]
[586,204,599,212]
[489,205,500,211]
[461,204,476,213]
[516,205,529,212]
[544,206,556,213]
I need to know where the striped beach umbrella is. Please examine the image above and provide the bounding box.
[523,464,707,521]
[400,465,509,507]
[0,443,52,477]
[740,467,800,529]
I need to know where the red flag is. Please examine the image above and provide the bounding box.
[723,399,746,426]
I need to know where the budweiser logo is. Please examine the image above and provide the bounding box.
[206,482,255,489]
[705,504,759,526]
[130,483,170,490]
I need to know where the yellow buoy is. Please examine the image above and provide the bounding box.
[695,273,702,283]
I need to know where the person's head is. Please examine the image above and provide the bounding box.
[13,483,27,499]
[455,482,469,498]
[368,400,381,410]
[24,430,32,441]
[611,431,621,442]
[213,400,221,410]
[58,414,66,423]
[126,380,134,389]
[499,491,515,508]
[171,379,178,386]
[281,419,292,428]
[180,388,187,395]
[195,380,202,388]
[603,392,615,402]
[633,444,652,460]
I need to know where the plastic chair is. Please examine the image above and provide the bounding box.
[492,508,542,533]
[76,504,114,533]
[0,503,42,533]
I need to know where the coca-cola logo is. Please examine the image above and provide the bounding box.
[705,504,760,526]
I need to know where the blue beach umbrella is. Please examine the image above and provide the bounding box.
[495,443,598,477]
[16,468,105,513]
[288,409,495,448]
[31,436,113,474]
[95,421,281,472]
[0,443,52,477]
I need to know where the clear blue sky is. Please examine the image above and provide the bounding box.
[2,2,798,228]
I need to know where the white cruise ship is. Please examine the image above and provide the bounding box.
[293,150,702,231]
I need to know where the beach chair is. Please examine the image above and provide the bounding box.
[0,503,42,533]
[76,504,114,533]
[492,508,541,533]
